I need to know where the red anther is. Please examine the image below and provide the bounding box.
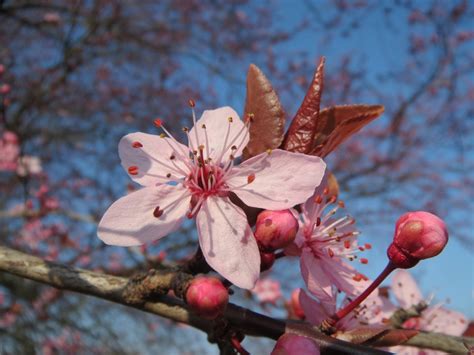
[316,217,321,226]
[132,141,143,148]
[364,243,372,250]
[328,248,335,258]
[247,173,255,184]
[352,274,363,282]
[358,246,365,251]
[361,274,368,281]
[344,240,351,249]
[314,195,323,204]
[323,187,329,195]
[153,118,163,127]
[338,200,345,208]
[244,113,254,123]
[128,166,139,175]
[153,206,163,218]
[360,258,368,264]
[188,99,196,107]
[327,195,337,204]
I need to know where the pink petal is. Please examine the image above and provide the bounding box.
[228,149,326,210]
[98,184,191,246]
[189,107,248,163]
[196,196,260,289]
[119,132,189,186]
[302,170,330,222]
[320,257,370,298]
[299,289,334,325]
[300,248,334,303]
[422,307,468,336]
[391,270,423,309]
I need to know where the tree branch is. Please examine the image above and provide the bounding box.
[0,245,471,354]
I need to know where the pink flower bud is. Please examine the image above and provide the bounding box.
[271,334,320,355]
[0,84,11,95]
[185,277,228,320]
[0,65,5,75]
[387,211,448,268]
[290,289,305,319]
[255,210,298,251]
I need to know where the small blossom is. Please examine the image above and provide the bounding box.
[387,211,448,268]
[271,334,320,355]
[0,131,19,172]
[16,155,42,176]
[299,287,395,332]
[255,209,298,251]
[98,106,326,289]
[251,278,282,305]
[390,270,467,354]
[288,172,370,301]
[186,276,229,319]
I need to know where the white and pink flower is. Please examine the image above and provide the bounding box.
[286,173,371,302]
[298,287,395,332]
[390,270,468,354]
[98,106,326,289]
[251,278,282,305]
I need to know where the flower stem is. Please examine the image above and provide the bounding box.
[323,262,396,329]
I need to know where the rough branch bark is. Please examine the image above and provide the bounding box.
[0,246,471,354]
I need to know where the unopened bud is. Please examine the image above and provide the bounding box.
[271,334,320,355]
[0,64,5,75]
[290,289,305,319]
[387,211,448,268]
[185,277,228,320]
[255,210,298,251]
[0,83,11,95]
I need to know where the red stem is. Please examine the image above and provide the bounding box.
[230,336,250,355]
[330,262,396,324]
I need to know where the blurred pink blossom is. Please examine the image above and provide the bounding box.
[251,278,282,305]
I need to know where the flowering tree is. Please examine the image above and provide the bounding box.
[0,1,472,354]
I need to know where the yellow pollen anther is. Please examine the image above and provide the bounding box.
[159,133,166,138]
[266,149,273,155]
[228,117,233,123]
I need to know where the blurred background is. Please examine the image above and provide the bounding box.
[0,0,472,353]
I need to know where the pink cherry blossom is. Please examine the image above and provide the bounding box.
[298,287,395,332]
[98,106,326,289]
[287,172,371,302]
[251,278,282,305]
[16,155,42,176]
[390,270,468,355]
[0,131,19,172]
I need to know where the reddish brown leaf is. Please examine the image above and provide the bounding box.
[310,104,385,158]
[242,64,286,160]
[283,57,325,154]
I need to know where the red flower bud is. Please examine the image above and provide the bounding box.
[290,289,305,319]
[387,211,448,268]
[0,84,11,95]
[255,210,298,251]
[185,277,229,320]
[271,334,320,355]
